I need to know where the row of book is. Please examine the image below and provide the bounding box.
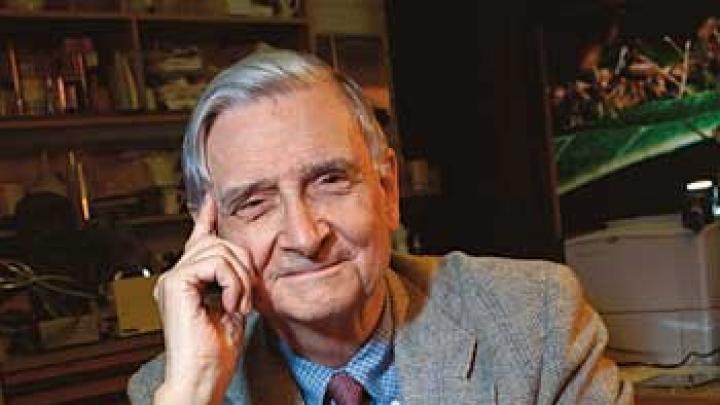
[0,38,140,118]
[0,38,277,118]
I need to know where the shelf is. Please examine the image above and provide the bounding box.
[0,8,130,21]
[0,8,308,26]
[0,214,191,239]
[0,4,311,149]
[118,213,190,227]
[135,13,308,26]
[0,112,188,130]
[0,214,190,238]
[0,113,189,154]
[0,0,311,152]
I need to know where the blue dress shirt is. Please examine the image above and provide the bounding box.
[277,294,402,405]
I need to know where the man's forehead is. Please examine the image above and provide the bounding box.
[212,81,353,130]
[208,87,359,147]
[207,86,365,159]
[205,85,370,178]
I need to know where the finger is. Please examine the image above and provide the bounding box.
[219,312,245,347]
[181,248,247,314]
[181,237,255,314]
[179,234,229,266]
[186,194,218,249]
[213,240,255,314]
[182,254,243,314]
[176,232,217,267]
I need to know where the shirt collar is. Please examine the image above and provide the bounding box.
[277,284,398,404]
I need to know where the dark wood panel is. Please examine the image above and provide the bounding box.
[385,0,561,260]
[1,333,163,404]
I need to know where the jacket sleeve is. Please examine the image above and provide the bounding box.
[127,354,166,405]
[538,264,634,404]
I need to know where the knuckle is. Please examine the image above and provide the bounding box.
[158,270,184,294]
[209,254,233,271]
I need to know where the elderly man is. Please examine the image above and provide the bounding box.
[128,49,633,404]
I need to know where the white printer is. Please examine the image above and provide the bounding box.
[565,214,720,368]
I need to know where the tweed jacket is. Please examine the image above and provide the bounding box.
[128,251,633,404]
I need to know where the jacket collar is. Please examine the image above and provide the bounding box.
[225,312,304,405]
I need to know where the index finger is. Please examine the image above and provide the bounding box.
[187,193,217,247]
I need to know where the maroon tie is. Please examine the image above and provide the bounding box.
[325,371,365,405]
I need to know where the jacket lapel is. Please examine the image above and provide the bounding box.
[388,255,495,404]
[225,314,303,405]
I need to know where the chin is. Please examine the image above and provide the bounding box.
[274,284,364,324]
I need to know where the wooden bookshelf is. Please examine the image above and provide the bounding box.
[0,1,313,267]
[0,4,311,138]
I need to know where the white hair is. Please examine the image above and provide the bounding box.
[182,48,388,212]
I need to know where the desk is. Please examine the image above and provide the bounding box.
[636,384,720,404]
[1,333,163,404]
[624,366,720,405]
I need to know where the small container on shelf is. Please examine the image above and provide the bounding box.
[5,0,46,11]
[17,53,47,116]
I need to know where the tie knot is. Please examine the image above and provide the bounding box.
[325,371,365,405]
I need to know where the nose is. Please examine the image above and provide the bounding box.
[279,196,329,257]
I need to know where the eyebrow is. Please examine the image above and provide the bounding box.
[216,157,360,214]
[298,157,360,184]
[218,178,276,215]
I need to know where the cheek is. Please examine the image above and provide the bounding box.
[217,217,277,272]
[323,195,377,246]
[324,194,391,285]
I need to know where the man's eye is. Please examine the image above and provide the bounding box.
[242,198,264,209]
[233,198,268,219]
[319,172,349,185]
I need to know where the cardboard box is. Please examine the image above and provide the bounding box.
[112,275,161,336]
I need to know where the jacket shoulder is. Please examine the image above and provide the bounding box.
[438,251,582,310]
[392,251,585,350]
[432,252,586,362]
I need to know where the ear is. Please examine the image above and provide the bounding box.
[377,148,400,230]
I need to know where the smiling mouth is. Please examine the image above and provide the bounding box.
[276,259,345,279]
